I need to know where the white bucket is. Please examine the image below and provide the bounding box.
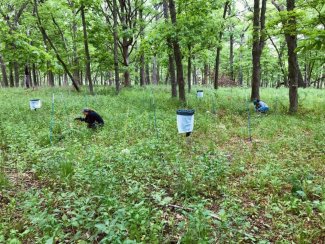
[30,99,42,110]
[197,90,204,98]
[176,109,195,133]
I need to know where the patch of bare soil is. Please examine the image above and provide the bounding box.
[5,169,42,191]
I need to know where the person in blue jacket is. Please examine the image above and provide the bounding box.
[253,99,269,113]
[75,108,104,128]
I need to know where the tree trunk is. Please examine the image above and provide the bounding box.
[0,55,9,87]
[32,63,38,87]
[64,73,68,86]
[187,45,191,93]
[72,14,80,86]
[203,64,208,85]
[193,65,197,85]
[24,65,31,88]
[14,62,19,87]
[119,0,131,87]
[140,54,145,86]
[251,0,267,101]
[214,1,229,89]
[152,55,158,85]
[139,3,145,87]
[112,0,120,93]
[9,63,14,87]
[163,0,177,97]
[39,11,54,87]
[238,32,246,86]
[48,70,54,86]
[268,36,288,86]
[272,0,305,88]
[229,32,234,81]
[122,44,130,86]
[145,63,150,84]
[169,53,177,97]
[165,71,169,84]
[34,0,79,91]
[169,0,185,102]
[286,0,298,113]
[81,5,94,95]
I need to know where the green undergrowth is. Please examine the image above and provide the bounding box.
[0,86,324,243]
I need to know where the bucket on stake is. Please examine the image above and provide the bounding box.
[197,90,204,98]
[30,99,42,110]
[176,109,195,137]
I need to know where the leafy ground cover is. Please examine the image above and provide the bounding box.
[0,86,324,243]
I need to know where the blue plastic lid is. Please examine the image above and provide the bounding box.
[30,99,40,101]
[197,90,203,92]
[176,109,195,116]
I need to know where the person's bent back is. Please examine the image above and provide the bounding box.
[75,109,104,128]
[253,99,269,113]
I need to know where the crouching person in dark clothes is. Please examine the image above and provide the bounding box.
[75,108,104,128]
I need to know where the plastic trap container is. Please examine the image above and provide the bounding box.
[197,90,204,98]
[30,99,42,110]
[176,109,195,134]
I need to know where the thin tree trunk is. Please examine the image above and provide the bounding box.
[187,45,191,93]
[0,55,9,87]
[120,0,131,87]
[251,0,267,101]
[112,0,120,93]
[268,36,288,86]
[238,31,247,86]
[146,63,150,84]
[163,0,177,97]
[72,13,80,86]
[122,45,130,86]
[169,54,177,96]
[165,71,169,85]
[139,3,145,87]
[272,0,305,88]
[193,65,197,85]
[140,54,145,86]
[214,1,229,89]
[286,0,298,112]
[203,64,208,85]
[39,9,54,87]
[24,65,31,88]
[9,63,14,87]
[48,70,54,86]
[14,62,19,87]
[64,73,68,85]
[152,55,158,85]
[34,0,79,91]
[169,0,185,102]
[32,63,38,87]
[81,5,94,94]
[229,32,234,81]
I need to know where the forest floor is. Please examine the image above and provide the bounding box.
[0,86,324,243]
